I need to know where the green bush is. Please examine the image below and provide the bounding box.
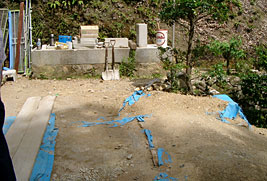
[236,72,267,128]
[119,50,136,78]
[254,43,267,71]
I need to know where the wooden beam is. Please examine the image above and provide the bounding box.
[6,97,41,158]
[12,96,56,180]
[14,2,24,72]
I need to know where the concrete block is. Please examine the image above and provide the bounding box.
[135,45,160,63]
[80,25,99,38]
[80,38,97,43]
[31,48,130,65]
[104,38,129,48]
[136,23,147,47]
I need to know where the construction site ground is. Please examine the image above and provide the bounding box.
[2,77,267,181]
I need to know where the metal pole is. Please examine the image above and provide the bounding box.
[8,11,13,69]
[24,0,28,73]
[29,0,32,69]
[172,0,175,48]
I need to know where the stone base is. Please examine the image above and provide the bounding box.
[32,62,166,79]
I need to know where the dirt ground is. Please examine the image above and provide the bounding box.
[2,77,267,181]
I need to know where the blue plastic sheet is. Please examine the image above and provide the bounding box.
[81,114,150,128]
[213,94,252,128]
[3,116,16,135]
[154,173,178,181]
[30,113,58,181]
[119,90,147,113]
[158,148,172,166]
[143,129,155,149]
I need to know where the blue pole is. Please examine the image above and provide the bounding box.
[8,11,13,69]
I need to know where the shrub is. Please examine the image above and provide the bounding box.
[119,50,136,78]
[235,72,267,128]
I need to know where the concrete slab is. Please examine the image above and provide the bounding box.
[104,38,129,48]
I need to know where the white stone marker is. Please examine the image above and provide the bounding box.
[136,23,147,47]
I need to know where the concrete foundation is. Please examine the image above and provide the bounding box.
[32,48,130,65]
[31,44,163,78]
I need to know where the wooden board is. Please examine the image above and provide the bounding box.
[12,95,56,181]
[6,96,41,158]
[150,148,159,167]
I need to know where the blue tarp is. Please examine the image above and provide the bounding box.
[158,148,172,166]
[3,116,16,135]
[79,90,151,128]
[213,94,252,128]
[80,114,150,128]
[154,173,178,181]
[30,113,58,181]
[119,90,149,113]
[143,129,155,149]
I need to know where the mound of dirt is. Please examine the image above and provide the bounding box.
[2,77,267,180]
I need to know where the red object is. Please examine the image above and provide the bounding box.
[15,2,24,72]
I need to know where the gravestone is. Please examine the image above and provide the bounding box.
[136,23,147,47]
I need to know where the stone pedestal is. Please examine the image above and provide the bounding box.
[136,23,147,47]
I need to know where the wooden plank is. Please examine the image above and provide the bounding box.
[150,148,159,167]
[12,95,56,181]
[6,96,41,158]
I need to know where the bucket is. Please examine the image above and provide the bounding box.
[156,29,168,48]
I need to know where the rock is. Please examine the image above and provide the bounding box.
[115,144,123,149]
[88,89,95,93]
[67,78,71,81]
[103,96,108,99]
[147,86,153,91]
[128,40,137,50]
[209,89,220,95]
[127,154,133,160]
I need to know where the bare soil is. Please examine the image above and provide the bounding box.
[2,77,267,181]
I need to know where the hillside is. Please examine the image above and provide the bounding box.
[1,0,266,50]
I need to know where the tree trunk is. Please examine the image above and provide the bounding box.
[185,18,195,93]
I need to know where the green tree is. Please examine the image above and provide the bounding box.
[160,0,241,93]
[208,37,245,74]
[254,43,267,71]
